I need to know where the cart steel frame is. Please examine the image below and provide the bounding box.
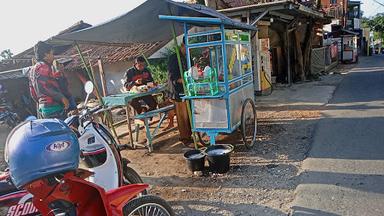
[159,15,257,148]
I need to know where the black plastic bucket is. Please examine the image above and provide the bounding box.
[205,144,234,174]
[184,149,206,172]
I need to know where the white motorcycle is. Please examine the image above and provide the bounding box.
[0,81,144,216]
[64,81,143,191]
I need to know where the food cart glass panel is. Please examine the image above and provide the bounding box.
[186,44,224,96]
[240,44,252,74]
[226,44,241,80]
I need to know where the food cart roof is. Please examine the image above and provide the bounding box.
[51,0,256,46]
[158,15,256,30]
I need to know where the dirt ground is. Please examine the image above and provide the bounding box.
[118,70,348,215]
[119,102,322,215]
[0,109,318,215]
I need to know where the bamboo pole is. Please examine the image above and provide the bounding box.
[169,17,199,149]
[75,44,93,81]
[75,43,120,143]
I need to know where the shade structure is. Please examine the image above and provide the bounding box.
[52,0,256,45]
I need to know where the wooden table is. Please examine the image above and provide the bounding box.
[102,86,166,148]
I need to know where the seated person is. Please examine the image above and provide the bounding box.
[123,57,157,114]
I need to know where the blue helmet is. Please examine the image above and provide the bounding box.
[5,119,80,188]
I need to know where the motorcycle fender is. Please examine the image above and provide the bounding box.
[106,184,149,212]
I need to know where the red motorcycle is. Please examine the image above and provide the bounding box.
[4,118,174,216]
[1,170,174,216]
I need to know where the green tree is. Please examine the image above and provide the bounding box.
[367,13,384,41]
[366,13,384,53]
[0,49,13,61]
[361,17,370,28]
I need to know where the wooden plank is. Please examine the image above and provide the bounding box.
[113,119,128,127]
[117,131,130,139]
[257,21,271,26]
[116,119,161,139]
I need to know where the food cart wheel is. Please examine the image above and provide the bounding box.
[241,98,257,149]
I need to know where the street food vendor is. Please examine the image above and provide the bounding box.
[123,56,157,114]
[167,39,193,146]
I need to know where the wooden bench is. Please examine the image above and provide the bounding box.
[133,104,175,152]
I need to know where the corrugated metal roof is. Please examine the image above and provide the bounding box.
[218,0,317,9]
[0,60,31,75]
[0,68,29,80]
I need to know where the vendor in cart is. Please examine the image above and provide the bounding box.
[123,56,157,114]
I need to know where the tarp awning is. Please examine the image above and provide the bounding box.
[52,0,256,45]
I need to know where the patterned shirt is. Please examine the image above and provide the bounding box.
[29,62,65,106]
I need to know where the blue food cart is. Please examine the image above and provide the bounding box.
[159,15,258,149]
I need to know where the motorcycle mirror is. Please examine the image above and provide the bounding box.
[83,81,94,107]
[84,81,94,94]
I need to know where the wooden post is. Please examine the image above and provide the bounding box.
[97,58,107,97]
[286,27,292,85]
[303,21,315,78]
[295,30,305,81]
[341,36,344,63]
[75,44,119,143]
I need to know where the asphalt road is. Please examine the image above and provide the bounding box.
[292,55,384,216]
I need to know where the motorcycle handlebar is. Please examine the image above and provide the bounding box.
[89,105,103,114]
[78,105,106,122]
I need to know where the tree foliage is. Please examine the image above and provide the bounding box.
[0,49,13,61]
[367,13,384,40]
[361,17,370,28]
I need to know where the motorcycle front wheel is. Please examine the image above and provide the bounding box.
[123,166,144,184]
[123,195,175,216]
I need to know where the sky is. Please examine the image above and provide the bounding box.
[362,0,384,18]
[0,0,151,55]
[0,0,382,55]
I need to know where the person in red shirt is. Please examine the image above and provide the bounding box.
[123,57,157,114]
[29,41,69,119]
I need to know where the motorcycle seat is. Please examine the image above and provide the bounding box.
[0,179,18,197]
[0,173,18,197]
